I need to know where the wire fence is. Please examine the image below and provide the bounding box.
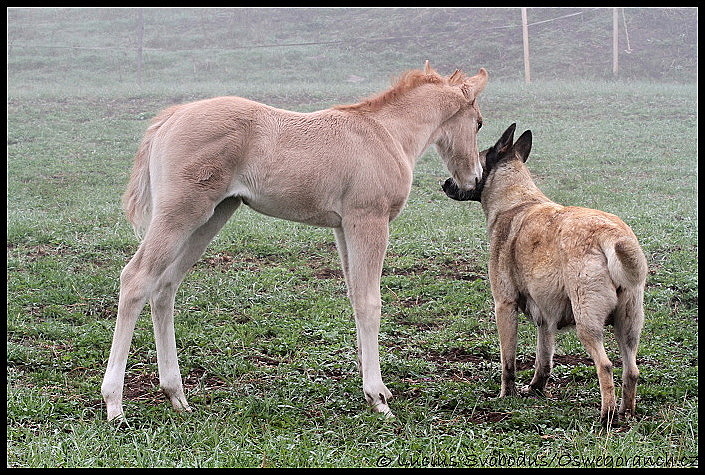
[7,8,697,85]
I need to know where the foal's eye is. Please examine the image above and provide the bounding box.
[477,120,483,131]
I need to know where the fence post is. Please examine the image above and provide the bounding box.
[521,8,531,83]
[137,9,144,86]
[612,8,619,76]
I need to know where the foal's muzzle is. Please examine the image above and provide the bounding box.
[442,177,482,202]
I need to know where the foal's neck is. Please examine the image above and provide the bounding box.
[367,88,460,164]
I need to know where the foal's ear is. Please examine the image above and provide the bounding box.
[461,68,489,102]
[424,60,433,75]
[514,130,533,163]
[448,69,464,86]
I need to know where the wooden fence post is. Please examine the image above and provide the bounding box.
[522,8,531,83]
[137,9,144,85]
[613,8,619,76]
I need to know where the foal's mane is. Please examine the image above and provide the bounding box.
[334,68,446,112]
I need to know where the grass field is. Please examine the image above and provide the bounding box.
[7,8,698,468]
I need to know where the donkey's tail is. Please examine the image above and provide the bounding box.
[604,237,648,289]
[122,107,178,239]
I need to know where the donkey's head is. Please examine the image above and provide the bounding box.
[442,123,532,202]
[432,63,489,194]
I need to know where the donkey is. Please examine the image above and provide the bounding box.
[443,124,647,426]
[101,62,488,420]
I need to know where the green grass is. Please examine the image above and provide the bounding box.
[6,8,698,468]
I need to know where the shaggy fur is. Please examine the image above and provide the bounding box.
[444,124,647,426]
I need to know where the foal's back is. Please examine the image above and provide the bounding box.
[147,96,411,228]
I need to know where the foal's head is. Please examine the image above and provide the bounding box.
[431,64,488,193]
[442,123,533,202]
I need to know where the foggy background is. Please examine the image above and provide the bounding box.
[7,7,698,99]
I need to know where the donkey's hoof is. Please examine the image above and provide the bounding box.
[499,385,518,397]
[520,385,549,398]
[600,410,620,428]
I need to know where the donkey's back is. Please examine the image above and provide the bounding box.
[511,203,647,327]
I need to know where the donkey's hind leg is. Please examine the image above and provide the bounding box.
[150,197,241,413]
[614,288,644,419]
[572,292,619,427]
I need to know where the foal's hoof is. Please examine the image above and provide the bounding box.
[371,401,395,419]
[171,400,193,414]
[105,403,125,423]
[164,389,193,414]
[365,385,393,417]
[520,385,549,398]
[107,411,127,424]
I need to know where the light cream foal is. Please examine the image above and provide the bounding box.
[102,62,488,420]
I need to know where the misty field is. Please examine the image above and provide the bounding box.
[7,8,698,468]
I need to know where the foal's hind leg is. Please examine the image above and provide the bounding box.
[102,220,194,421]
[102,198,235,420]
[339,215,393,416]
[150,198,241,413]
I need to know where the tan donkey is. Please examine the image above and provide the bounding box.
[443,124,647,426]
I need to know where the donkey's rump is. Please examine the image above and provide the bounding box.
[511,205,645,321]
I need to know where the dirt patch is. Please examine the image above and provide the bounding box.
[516,354,594,371]
[9,243,76,261]
[244,353,287,368]
[122,371,161,402]
[428,347,492,365]
[199,253,271,272]
[385,257,485,281]
[122,367,230,402]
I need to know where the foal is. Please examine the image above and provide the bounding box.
[443,124,647,426]
[102,62,488,420]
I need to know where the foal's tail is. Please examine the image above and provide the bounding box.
[122,106,178,239]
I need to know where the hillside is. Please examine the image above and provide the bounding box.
[7,7,698,97]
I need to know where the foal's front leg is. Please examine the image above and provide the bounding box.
[339,216,393,416]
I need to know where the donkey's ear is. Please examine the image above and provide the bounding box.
[424,60,433,74]
[514,130,533,163]
[497,123,517,152]
[485,123,516,170]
